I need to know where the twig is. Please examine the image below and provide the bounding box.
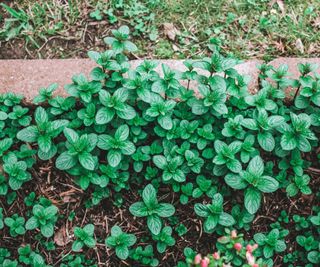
[81,209,87,227]
[94,246,102,266]
[307,167,320,174]
[253,215,276,224]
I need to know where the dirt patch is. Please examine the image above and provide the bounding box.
[1,156,319,266]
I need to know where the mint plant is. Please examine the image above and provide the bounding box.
[17,106,68,160]
[279,113,317,152]
[213,140,242,173]
[254,229,287,258]
[185,150,204,174]
[286,174,312,197]
[25,204,58,238]
[72,224,96,252]
[308,249,320,265]
[3,153,31,190]
[65,73,102,103]
[179,182,193,204]
[153,154,185,183]
[279,149,306,177]
[105,225,137,260]
[33,83,58,104]
[129,245,159,267]
[77,103,96,126]
[104,25,137,53]
[192,175,216,198]
[97,124,135,167]
[239,135,258,163]
[241,109,285,151]
[129,184,175,235]
[8,105,31,127]
[225,156,279,214]
[196,124,215,150]
[296,235,318,251]
[152,226,175,253]
[151,64,181,98]
[145,94,176,130]
[95,88,136,124]
[4,214,26,237]
[245,88,277,111]
[189,76,228,116]
[55,128,98,171]
[295,75,320,108]
[18,245,47,266]
[194,193,235,233]
[48,96,76,116]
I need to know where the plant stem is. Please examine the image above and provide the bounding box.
[293,86,301,102]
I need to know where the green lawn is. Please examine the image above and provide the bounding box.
[0,0,319,59]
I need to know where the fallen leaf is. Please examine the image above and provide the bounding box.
[62,195,78,203]
[172,44,180,52]
[60,189,78,203]
[163,23,180,41]
[54,225,69,246]
[295,38,304,54]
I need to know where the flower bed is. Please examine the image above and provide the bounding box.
[0,26,319,267]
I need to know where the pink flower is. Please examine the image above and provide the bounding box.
[246,251,256,265]
[231,230,237,239]
[246,244,253,253]
[212,252,220,260]
[247,244,258,253]
[252,264,259,267]
[194,254,202,264]
[200,257,210,267]
[234,242,242,252]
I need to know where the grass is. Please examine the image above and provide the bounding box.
[0,0,320,59]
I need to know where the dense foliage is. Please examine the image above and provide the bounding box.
[0,26,319,266]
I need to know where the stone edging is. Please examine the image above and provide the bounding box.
[0,58,319,101]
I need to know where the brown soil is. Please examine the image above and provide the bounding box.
[1,155,319,266]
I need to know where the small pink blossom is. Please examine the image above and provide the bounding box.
[246,251,256,265]
[212,252,220,260]
[194,254,202,264]
[200,257,210,267]
[231,230,237,239]
[247,243,258,253]
[246,244,253,253]
[234,242,242,252]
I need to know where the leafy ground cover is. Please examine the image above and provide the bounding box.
[0,0,320,59]
[0,26,320,267]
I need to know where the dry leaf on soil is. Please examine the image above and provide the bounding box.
[54,225,70,246]
[295,38,304,54]
[163,23,180,41]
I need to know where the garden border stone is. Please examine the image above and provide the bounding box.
[0,59,262,101]
[1,58,319,101]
